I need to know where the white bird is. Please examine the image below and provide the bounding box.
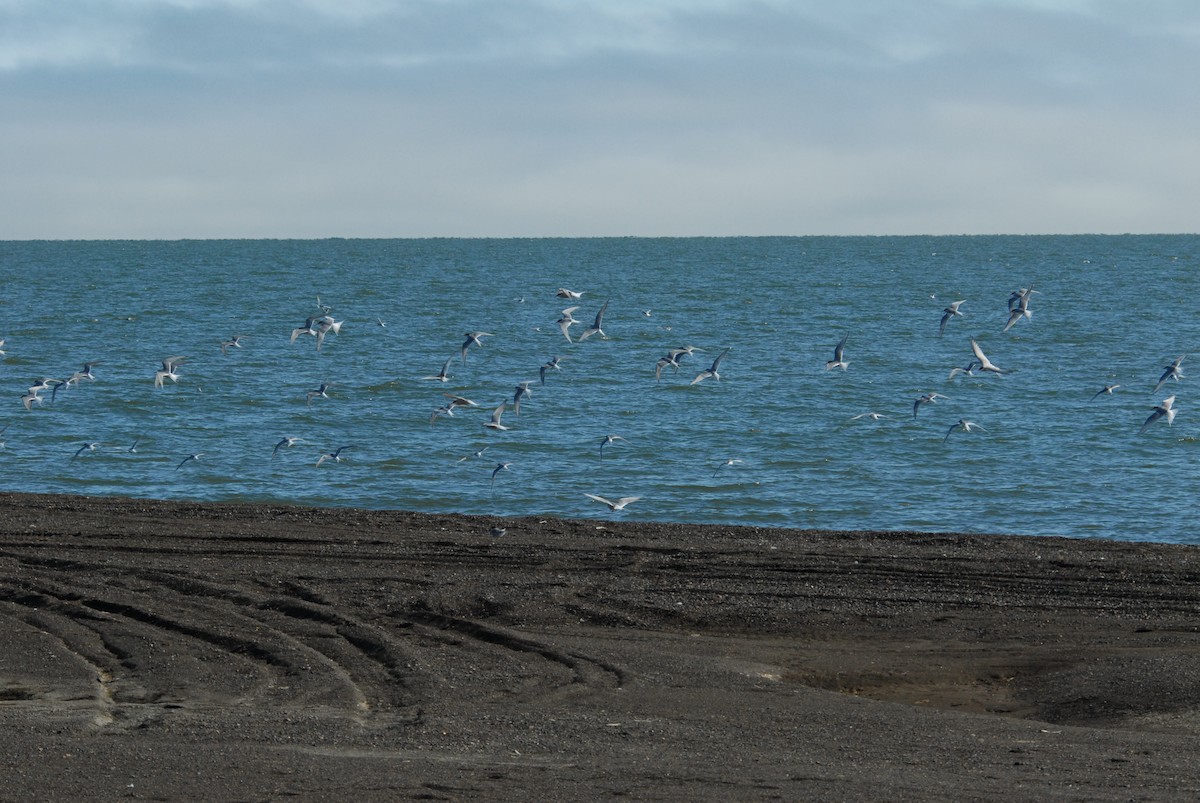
[540,355,566,385]
[850,412,888,421]
[128,439,139,453]
[273,436,304,456]
[461,331,494,362]
[1139,396,1177,435]
[176,453,204,471]
[482,401,510,431]
[577,300,609,341]
[824,334,849,370]
[556,307,580,342]
[154,356,188,388]
[314,316,343,351]
[444,394,478,411]
[948,360,980,380]
[20,390,43,411]
[691,347,730,385]
[939,301,965,336]
[969,339,1005,375]
[491,461,512,485]
[219,335,246,355]
[306,382,334,406]
[584,493,641,511]
[944,419,987,443]
[1090,383,1120,401]
[291,316,320,343]
[1003,287,1037,332]
[1154,355,1185,393]
[913,392,949,418]
[599,434,625,460]
[456,445,489,464]
[316,445,354,466]
[422,357,453,382]
[713,458,743,478]
[513,381,534,415]
[73,442,101,459]
[556,288,583,300]
[489,526,508,538]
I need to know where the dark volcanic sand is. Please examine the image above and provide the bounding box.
[1,493,1200,801]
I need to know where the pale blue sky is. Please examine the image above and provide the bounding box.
[2,0,1197,238]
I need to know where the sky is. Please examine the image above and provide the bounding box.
[2,0,1198,238]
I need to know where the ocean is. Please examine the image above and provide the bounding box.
[1,236,1196,543]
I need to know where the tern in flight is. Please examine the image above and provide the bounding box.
[154,356,188,388]
[273,436,304,457]
[577,300,610,341]
[482,401,511,431]
[1090,383,1120,401]
[939,301,965,336]
[219,335,246,355]
[1139,396,1177,435]
[850,412,888,421]
[175,453,204,471]
[461,331,494,363]
[584,493,641,511]
[556,288,583,300]
[513,382,534,415]
[599,434,625,460]
[306,382,334,406]
[422,357,453,382]
[540,355,566,385]
[691,347,730,385]
[913,392,949,418]
[824,335,849,370]
[556,307,580,342]
[316,445,354,466]
[456,445,490,464]
[1154,355,1185,393]
[943,419,987,443]
[713,458,744,478]
[970,340,1005,375]
[73,442,101,459]
[490,462,513,486]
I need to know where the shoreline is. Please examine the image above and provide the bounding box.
[2,491,1199,799]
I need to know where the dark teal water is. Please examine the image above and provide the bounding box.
[1,236,1196,542]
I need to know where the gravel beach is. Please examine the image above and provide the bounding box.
[1,493,1199,800]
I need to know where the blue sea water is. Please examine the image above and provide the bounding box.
[0,236,1196,543]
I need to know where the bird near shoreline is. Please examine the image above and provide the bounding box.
[584,493,641,511]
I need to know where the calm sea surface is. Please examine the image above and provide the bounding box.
[1,236,1196,543]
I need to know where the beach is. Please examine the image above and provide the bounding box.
[1,492,1199,800]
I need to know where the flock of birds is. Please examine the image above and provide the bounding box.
[4,276,1189,528]
[831,285,1186,443]
[6,286,751,519]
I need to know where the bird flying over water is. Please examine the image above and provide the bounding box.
[599,434,625,460]
[556,288,583,300]
[577,300,610,341]
[316,445,354,466]
[461,331,493,362]
[422,357,453,382]
[969,339,1005,375]
[913,392,948,418]
[176,453,204,471]
[1153,355,1185,393]
[943,419,987,443]
[1139,396,1177,435]
[691,347,730,385]
[273,436,304,457]
[482,401,510,431]
[1090,383,1120,401]
[939,301,965,336]
[584,493,641,511]
[824,334,849,370]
